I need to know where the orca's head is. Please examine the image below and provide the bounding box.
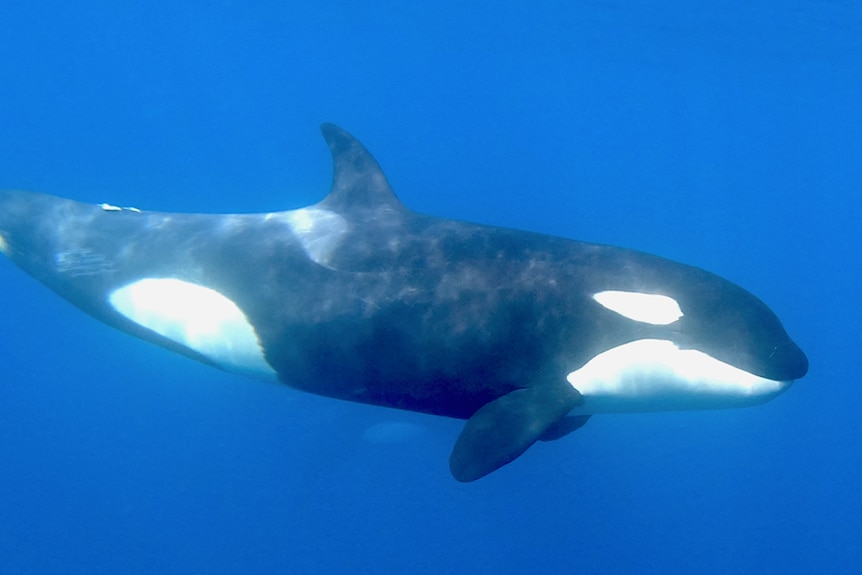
[566,254,808,413]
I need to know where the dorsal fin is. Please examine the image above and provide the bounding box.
[317,123,406,215]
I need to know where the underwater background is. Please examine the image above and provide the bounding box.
[1,2,859,573]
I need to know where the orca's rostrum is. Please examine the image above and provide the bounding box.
[0,124,808,481]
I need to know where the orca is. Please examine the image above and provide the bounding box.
[0,124,808,481]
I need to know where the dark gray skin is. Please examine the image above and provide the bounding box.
[0,124,808,480]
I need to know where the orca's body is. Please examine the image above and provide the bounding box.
[0,124,807,481]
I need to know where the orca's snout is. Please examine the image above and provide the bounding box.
[778,340,808,382]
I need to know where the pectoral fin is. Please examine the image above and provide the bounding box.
[539,414,592,442]
[449,385,583,482]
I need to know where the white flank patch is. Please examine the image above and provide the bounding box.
[566,339,788,413]
[275,207,347,266]
[0,233,8,255]
[593,290,683,325]
[109,278,276,379]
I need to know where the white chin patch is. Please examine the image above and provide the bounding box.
[593,290,683,325]
[108,278,276,380]
[566,339,789,413]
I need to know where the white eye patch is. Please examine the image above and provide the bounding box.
[592,290,683,325]
[109,278,276,379]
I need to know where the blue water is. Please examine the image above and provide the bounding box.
[1,2,859,573]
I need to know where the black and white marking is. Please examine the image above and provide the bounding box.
[0,124,808,481]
